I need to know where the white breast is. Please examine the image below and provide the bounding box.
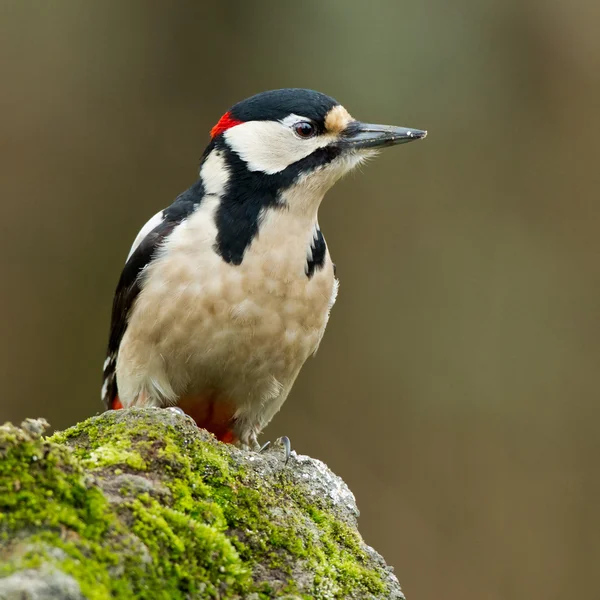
[116,196,336,428]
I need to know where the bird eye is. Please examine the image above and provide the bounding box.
[294,121,316,139]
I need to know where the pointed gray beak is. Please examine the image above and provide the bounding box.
[340,121,427,150]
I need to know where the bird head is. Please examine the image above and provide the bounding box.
[205,88,426,212]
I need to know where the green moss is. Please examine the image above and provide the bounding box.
[0,410,394,598]
[0,424,111,538]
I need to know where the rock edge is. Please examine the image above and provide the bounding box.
[0,408,404,599]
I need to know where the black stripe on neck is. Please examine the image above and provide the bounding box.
[213,139,341,265]
[306,228,327,278]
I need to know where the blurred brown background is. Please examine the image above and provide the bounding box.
[1,1,599,598]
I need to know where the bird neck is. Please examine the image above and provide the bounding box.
[279,177,325,222]
[200,143,326,223]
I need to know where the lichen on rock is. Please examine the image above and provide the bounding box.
[0,408,404,599]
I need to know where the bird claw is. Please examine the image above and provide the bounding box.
[259,435,292,465]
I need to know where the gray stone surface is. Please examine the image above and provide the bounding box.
[0,569,84,600]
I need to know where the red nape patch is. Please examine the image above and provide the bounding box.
[210,111,243,138]
[111,397,124,410]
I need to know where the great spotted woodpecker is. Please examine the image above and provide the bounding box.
[102,88,426,452]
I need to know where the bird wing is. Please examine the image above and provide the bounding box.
[101,180,205,408]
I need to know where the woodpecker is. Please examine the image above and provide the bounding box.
[102,88,426,452]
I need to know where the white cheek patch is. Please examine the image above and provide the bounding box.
[126,210,164,262]
[224,120,334,175]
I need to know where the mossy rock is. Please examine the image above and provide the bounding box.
[0,408,404,599]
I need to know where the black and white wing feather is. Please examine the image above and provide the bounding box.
[101,180,205,408]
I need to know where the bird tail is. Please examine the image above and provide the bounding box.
[102,353,122,410]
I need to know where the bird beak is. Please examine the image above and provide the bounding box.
[339,121,427,150]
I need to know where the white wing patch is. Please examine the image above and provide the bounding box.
[126,211,164,262]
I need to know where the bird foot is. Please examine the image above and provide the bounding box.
[259,435,292,465]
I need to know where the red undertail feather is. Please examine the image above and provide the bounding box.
[110,392,237,445]
[111,396,124,410]
[178,392,238,445]
[219,430,236,444]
